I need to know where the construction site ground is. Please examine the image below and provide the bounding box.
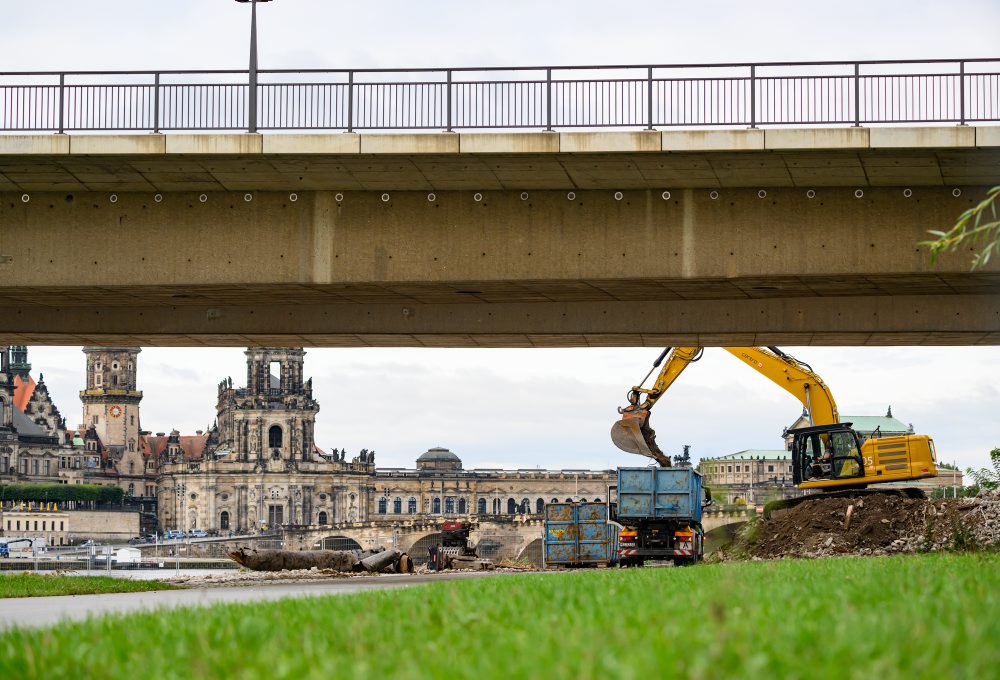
[720,488,1000,560]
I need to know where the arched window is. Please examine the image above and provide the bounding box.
[565,498,573,502]
[580,498,588,503]
[220,511,230,530]
[317,511,328,525]
[127,483,135,496]
[432,497,441,514]
[378,498,387,514]
[458,498,467,514]
[492,498,501,514]
[445,497,455,514]
[551,498,558,503]
[507,498,517,514]
[393,497,402,513]
[408,497,417,514]
[128,462,134,474]
[520,498,530,513]
[478,498,487,514]
[536,498,545,514]
[268,426,282,448]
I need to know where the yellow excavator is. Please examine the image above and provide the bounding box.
[611,347,938,493]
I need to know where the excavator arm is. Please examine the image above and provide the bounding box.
[722,347,840,427]
[610,347,704,466]
[611,346,840,465]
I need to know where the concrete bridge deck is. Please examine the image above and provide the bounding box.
[1,128,998,347]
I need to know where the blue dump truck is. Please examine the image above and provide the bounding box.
[613,467,711,567]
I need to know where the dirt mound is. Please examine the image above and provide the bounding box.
[742,488,1000,560]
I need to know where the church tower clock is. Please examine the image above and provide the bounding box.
[80,347,142,451]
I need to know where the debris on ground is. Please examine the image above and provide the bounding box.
[226,546,413,574]
[720,488,1000,560]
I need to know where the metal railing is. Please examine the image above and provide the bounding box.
[0,59,998,134]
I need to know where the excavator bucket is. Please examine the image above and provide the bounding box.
[611,409,672,467]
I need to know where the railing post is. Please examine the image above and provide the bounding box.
[545,68,552,132]
[446,69,453,132]
[853,62,860,127]
[153,72,160,133]
[959,60,966,125]
[749,65,756,128]
[646,66,653,130]
[57,73,65,134]
[347,71,354,133]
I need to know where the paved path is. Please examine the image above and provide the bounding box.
[0,571,508,630]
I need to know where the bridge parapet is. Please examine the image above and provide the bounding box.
[1,58,997,133]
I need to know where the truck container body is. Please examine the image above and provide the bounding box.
[617,467,703,521]
[544,501,617,567]
[614,467,706,566]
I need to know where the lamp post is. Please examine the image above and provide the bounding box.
[235,0,272,133]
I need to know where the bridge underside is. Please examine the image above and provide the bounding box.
[1,130,998,346]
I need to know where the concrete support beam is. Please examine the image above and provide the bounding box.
[0,295,996,347]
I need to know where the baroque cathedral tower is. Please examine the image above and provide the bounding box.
[80,347,142,453]
[215,348,318,466]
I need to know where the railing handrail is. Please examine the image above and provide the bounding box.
[2,56,999,78]
[2,57,997,134]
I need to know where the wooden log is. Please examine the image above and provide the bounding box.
[227,547,360,572]
[359,549,402,573]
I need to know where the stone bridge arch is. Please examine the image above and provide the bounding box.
[317,535,364,552]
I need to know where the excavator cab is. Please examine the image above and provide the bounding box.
[790,424,865,487]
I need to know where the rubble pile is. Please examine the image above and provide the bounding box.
[742,488,1000,560]
[227,546,413,574]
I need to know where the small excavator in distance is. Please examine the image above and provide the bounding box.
[611,347,938,494]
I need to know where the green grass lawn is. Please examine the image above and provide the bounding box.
[1,554,997,679]
[0,573,180,599]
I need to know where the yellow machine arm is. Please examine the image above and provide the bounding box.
[611,346,840,464]
[722,347,840,427]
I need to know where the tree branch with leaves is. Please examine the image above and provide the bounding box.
[966,447,1000,491]
[921,186,1000,268]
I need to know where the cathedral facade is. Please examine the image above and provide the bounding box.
[156,348,376,533]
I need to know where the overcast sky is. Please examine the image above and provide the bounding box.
[4,2,999,474]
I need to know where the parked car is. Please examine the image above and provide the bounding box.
[188,530,208,538]
[163,530,186,540]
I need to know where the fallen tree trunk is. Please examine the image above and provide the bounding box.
[227,547,360,572]
[359,549,402,573]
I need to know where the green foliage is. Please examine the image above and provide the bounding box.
[0,483,125,504]
[0,574,178,599]
[931,485,980,500]
[1,555,998,679]
[922,185,1000,268]
[966,448,1000,490]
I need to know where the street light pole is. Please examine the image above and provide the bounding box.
[235,0,272,133]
